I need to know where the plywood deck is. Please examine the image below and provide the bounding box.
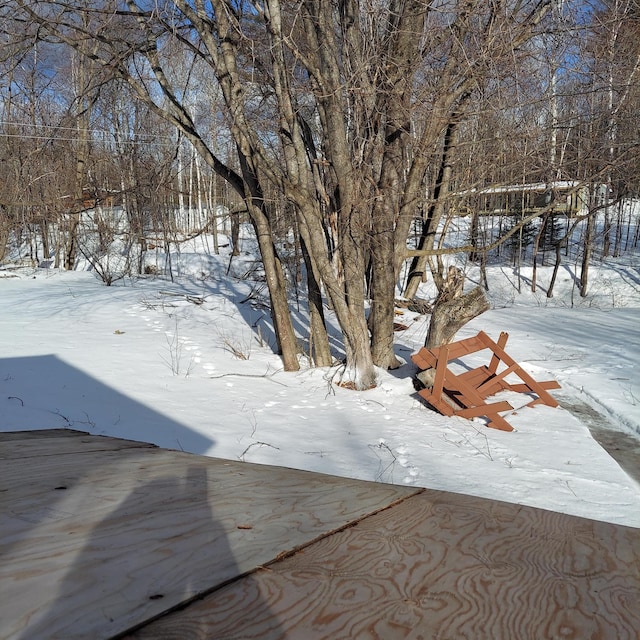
[2,430,639,640]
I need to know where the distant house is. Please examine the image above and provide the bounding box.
[458,181,611,218]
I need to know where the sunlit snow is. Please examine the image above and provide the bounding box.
[1,233,639,527]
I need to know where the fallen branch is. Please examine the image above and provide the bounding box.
[208,370,287,386]
[239,441,280,461]
[158,290,206,305]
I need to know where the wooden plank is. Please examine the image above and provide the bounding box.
[0,428,86,441]
[0,431,155,459]
[0,432,419,640]
[412,335,487,372]
[436,366,515,432]
[476,362,520,397]
[428,334,486,361]
[411,348,434,370]
[432,344,448,400]
[1,448,179,512]
[457,366,513,397]
[484,413,516,432]
[417,388,456,416]
[460,366,520,397]
[508,380,562,393]
[126,489,640,640]
[457,366,493,388]
[440,368,494,410]
[476,331,560,408]
[487,331,509,374]
[455,400,513,419]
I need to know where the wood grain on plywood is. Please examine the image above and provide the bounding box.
[128,490,640,640]
[0,431,417,640]
[0,430,155,459]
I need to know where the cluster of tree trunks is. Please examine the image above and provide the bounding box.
[4,1,640,387]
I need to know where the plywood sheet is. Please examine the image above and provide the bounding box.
[128,490,640,640]
[0,429,82,441]
[0,431,417,640]
[0,429,155,459]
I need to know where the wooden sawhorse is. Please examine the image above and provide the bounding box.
[412,331,561,432]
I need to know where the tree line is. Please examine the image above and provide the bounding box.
[1,0,639,387]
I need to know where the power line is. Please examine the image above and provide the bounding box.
[0,119,176,141]
[0,131,178,148]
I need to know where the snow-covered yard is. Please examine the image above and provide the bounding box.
[1,236,639,527]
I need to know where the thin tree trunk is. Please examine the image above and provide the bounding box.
[300,238,332,367]
[245,193,300,371]
[580,213,595,297]
[0,222,9,263]
[404,118,460,300]
[66,20,94,271]
[602,210,611,258]
[531,212,550,293]
[547,241,562,298]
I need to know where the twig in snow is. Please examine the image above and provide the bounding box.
[369,441,398,483]
[209,370,287,386]
[565,480,577,497]
[239,441,280,461]
[443,424,494,461]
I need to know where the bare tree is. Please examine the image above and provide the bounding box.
[574,0,640,295]
[9,0,639,388]
[7,0,556,386]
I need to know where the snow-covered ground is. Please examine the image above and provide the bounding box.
[1,235,639,527]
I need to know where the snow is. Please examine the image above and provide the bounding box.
[1,235,639,528]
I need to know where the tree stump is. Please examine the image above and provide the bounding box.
[425,266,489,350]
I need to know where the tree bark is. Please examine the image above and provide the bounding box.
[580,213,595,297]
[404,117,462,300]
[12,0,558,386]
[300,237,332,367]
[547,241,563,298]
[239,155,300,371]
[425,267,489,349]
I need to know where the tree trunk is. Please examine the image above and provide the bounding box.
[0,221,9,263]
[342,309,377,389]
[369,162,402,369]
[295,199,378,388]
[425,267,489,349]
[246,200,300,371]
[580,213,594,297]
[65,16,94,271]
[40,220,50,262]
[531,212,550,293]
[404,117,461,300]
[336,210,377,388]
[300,238,332,367]
[547,241,562,298]
[369,249,400,369]
[64,215,80,270]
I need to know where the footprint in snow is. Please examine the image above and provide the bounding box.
[395,444,419,485]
